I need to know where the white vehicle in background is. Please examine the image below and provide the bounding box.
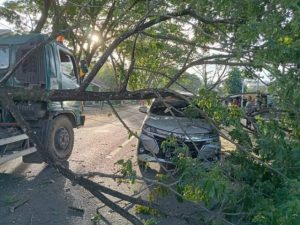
[137,96,221,168]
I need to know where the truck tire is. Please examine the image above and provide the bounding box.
[45,115,74,162]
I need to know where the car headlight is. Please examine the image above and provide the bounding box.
[142,124,157,134]
[142,125,171,137]
[206,135,220,143]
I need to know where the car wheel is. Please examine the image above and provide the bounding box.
[137,141,148,171]
[159,163,175,173]
[45,115,74,163]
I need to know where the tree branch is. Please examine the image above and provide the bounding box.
[33,0,52,33]
[134,66,194,94]
[141,31,230,53]
[165,54,234,88]
[120,33,139,92]
[79,8,194,91]
[107,100,139,138]
[0,87,174,102]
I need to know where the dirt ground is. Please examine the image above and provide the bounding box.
[0,104,234,225]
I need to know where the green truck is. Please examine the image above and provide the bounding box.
[0,30,85,164]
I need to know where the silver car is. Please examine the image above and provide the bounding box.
[137,96,221,166]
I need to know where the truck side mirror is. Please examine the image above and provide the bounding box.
[80,60,88,78]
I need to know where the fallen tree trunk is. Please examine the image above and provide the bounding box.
[0,87,174,102]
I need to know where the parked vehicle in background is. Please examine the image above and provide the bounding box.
[226,93,274,110]
[0,31,85,164]
[137,96,221,168]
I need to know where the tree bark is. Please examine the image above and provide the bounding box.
[33,0,53,33]
[0,87,174,102]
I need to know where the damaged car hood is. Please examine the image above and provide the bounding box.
[146,114,213,134]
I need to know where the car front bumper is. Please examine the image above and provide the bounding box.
[137,133,221,163]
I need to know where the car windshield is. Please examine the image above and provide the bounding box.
[0,46,9,69]
[150,98,203,118]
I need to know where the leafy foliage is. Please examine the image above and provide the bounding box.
[193,89,300,224]
[115,159,136,184]
[224,68,243,95]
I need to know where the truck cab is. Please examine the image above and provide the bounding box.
[0,32,85,164]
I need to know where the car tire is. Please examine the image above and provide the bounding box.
[137,141,148,171]
[44,115,74,163]
[159,163,175,173]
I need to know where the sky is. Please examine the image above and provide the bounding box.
[0,21,12,30]
[0,0,9,29]
[0,0,16,30]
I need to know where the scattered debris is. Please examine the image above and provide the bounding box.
[3,194,19,206]
[91,212,102,225]
[38,179,55,186]
[49,179,55,183]
[29,214,33,225]
[68,206,84,217]
[10,198,30,213]
[69,159,84,163]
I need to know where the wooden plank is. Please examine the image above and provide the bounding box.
[0,134,28,146]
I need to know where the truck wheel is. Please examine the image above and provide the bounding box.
[45,115,74,162]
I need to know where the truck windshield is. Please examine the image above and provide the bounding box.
[0,46,9,69]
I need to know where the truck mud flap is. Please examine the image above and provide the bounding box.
[22,151,43,163]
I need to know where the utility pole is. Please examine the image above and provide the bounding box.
[241,78,245,108]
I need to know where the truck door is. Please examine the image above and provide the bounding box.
[57,46,82,113]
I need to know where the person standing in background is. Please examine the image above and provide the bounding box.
[245,96,254,128]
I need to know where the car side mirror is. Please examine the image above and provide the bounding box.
[139,106,148,114]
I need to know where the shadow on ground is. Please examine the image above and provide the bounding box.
[0,163,88,225]
[136,164,208,225]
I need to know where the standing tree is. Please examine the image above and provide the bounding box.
[224,68,243,95]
